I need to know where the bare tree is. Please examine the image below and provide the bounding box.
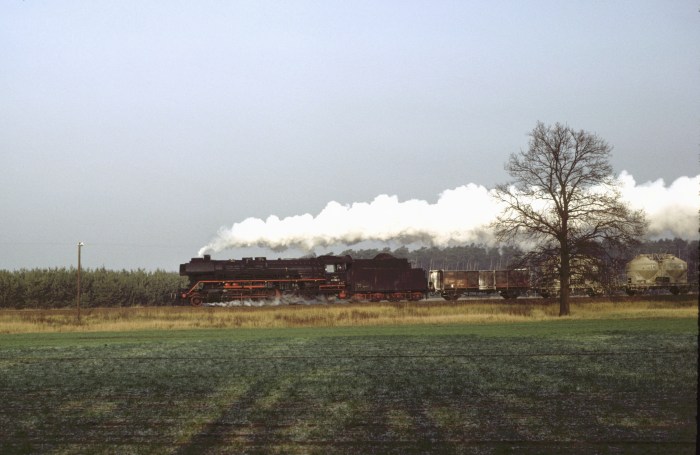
[493,122,647,316]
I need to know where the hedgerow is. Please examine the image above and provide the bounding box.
[0,268,185,308]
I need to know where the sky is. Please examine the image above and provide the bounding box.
[2,0,698,271]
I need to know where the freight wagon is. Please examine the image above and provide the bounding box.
[625,253,689,295]
[428,269,530,300]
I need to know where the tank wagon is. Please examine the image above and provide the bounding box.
[177,253,426,305]
[428,269,530,300]
[625,253,689,295]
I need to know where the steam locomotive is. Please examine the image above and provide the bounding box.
[177,252,690,305]
[177,253,426,306]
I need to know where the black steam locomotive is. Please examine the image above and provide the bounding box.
[177,253,427,305]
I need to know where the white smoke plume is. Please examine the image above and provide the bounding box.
[618,172,699,239]
[198,173,699,256]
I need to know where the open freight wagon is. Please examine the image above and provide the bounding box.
[428,269,530,300]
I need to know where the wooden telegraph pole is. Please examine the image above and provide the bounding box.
[77,242,84,323]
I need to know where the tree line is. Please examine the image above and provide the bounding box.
[0,268,186,309]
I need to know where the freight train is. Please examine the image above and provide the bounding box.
[176,253,690,305]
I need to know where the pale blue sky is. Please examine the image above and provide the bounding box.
[1,1,698,270]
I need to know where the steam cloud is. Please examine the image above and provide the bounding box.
[618,172,699,240]
[199,172,699,256]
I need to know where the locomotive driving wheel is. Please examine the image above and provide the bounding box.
[190,294,204,306]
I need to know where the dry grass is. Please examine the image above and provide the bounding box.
[0,295,696,334]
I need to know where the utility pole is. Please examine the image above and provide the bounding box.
[77,242,84,323]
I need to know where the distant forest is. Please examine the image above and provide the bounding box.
[0,238,696,309]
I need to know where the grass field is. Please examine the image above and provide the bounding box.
[0,298,697,454]
[0,295,696,334]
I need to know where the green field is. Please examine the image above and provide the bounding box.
[0,315,696,454]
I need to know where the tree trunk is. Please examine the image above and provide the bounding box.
[559,243,571,316]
